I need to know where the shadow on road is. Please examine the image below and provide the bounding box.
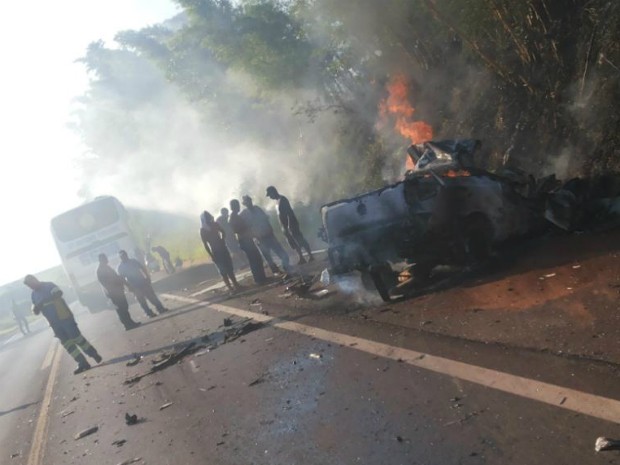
[0,400,40,417]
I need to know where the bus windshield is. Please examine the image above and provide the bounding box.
[51,198,120,242]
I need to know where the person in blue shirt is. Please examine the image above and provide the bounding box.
[117,250,168,317]
[23,275,102,374]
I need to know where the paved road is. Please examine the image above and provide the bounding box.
[0,320,53,461]
[3,277,620,465]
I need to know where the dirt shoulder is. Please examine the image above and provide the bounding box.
[207,229,620,366]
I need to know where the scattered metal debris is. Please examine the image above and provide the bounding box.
[159,402,174,410]
[248,376,266,387]
[112,439,127,447]
[595,437,620,452]
[125,413,139,425]
[60,409,75,418]
[223,320,265,343]
[223,318,233,327]
[126,354,143,367]
[74,426,99,440]
[125,342,202,385]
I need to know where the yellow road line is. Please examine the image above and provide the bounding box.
[40,340,58,371]
[165,293,620,424]
[28,342,62,465]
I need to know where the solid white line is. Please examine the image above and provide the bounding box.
[165,293,620,424]
[28,343,62,465]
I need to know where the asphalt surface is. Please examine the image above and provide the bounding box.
[1,254,619,465]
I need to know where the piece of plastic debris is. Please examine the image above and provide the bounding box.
[60,409,75,418]
[309,353,322,360]
[223,318,233,327]
[595,437,620,452]
[159,402,174,410]
[74,426,99,440]
[112,439,127,447]
[572,265,581,269]
[125,413,138,425]
[544,273,556,278]
[313,289,330,298]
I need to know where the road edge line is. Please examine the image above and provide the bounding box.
[27,342,62,465]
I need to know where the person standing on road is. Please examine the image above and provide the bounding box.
[11,298,30,335]
[23,275,102,374]
[117,250,168,318]
[229,199,266,285]
[216,207,244,269]
[266,186,314,264]
[152,245,175,274]
[96,253,141,331]
[241,195,290,274]
[200,210,241,292]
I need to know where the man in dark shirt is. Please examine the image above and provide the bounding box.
[200,210,240,292]
[241,195,290,273]
[266,186,314,264]
[24,275,102,374]
[96,253,140,330]
[152,245,175,274]
[229,199,266,285]
[117,250,168,317]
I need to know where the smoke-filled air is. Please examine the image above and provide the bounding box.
[71,0,619,224]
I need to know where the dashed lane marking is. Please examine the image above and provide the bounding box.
[28,342,62,465]
[165,293,620,424]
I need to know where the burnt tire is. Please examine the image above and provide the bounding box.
[369,263,397,302]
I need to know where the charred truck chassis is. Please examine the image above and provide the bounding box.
[320,139,539,301]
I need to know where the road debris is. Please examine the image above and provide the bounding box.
[60,409,75,418]
[74,426,99,440]
[112,439,127,447]
[223,317,233,327]
[223,320,265,343]
[159,402,174,410]
[595,437,620,452]
[125,342,203,385]
[125,413,139,425]
[248,376,266,387]
[126,354,143,367]
[117,458,142,465]
[309,353,322,360]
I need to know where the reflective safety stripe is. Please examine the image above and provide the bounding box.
[75,335,93,351]
[61,339,82,362]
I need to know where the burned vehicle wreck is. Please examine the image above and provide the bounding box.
[319,139,546,301]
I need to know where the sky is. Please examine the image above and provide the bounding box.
[0,0,180,286]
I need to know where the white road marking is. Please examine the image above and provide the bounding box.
[165,293,620,424]
[28,342,62,465]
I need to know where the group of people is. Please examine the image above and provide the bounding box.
[21,185,312,375]
[22,249,171,374]
[200,186,314,291]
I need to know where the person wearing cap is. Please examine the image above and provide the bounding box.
[96,253,141,331]
[240,195,290,274]
[266,185,314,264]
[117,250,169,318]
[23,274,102,374]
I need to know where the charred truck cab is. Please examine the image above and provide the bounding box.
[320,139,537,301]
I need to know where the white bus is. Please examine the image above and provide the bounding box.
[50,196,138,311]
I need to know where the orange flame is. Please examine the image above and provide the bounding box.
[378,74,433,170]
